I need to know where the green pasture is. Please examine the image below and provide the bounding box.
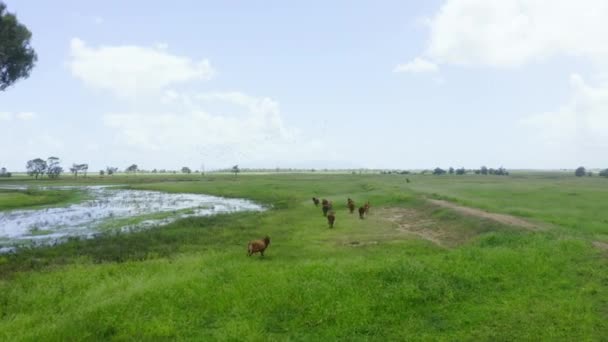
[0,173,606,340]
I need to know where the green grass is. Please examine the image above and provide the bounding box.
[0,173,607,340]
[0,188,85,211]
[406,173,608,239]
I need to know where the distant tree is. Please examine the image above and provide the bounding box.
[480,166,488,175]
[587,171,593,177]
[0,167,10,177]
[70,163,88,177]
[106,166,117,176]
[0,2,37,91]
[152,169,158,173]
[474,169,481,175]
[232,165,240,177]
[126,164,138,173]
[46,157,63,179]
[495,167,509,176]
[433,167,446,175]
[456,167,466,175]
[181,166,192,174]
[448,167,454,175]
[575,166,586,177]
[26,158,46,179]
[99,169,105,176]
[599,169,608,177]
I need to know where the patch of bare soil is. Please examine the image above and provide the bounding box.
[427,199,541,230]
[381,207,449,247]
[593,241,608,252]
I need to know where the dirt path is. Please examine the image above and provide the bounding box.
[427,199,541,230]
[593,241,608,251]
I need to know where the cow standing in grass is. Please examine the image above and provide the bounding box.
[312,197,320,206]
[347,198,355,214]
[327,211,336,228]
[247,236,271,257]
[358,206,366,219]
[322,199,332,216]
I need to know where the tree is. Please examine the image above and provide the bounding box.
[99,169,105,176]
[433,167,446,175]
[0,2,37,91]
[0,166,10,177]
[106,166,117,176]
[70,163,88,178]
[126,164,138,173]
[26,158,46,179]
[456,167,466,175]
[599,169,608,177]
[181,166,192,174]
[232,165,240,177]
[448,167,454,175]
[575,166,586,177]
[480,166,488,175]
[46,157,63,179]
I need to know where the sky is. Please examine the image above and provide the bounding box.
[1,0,607,171]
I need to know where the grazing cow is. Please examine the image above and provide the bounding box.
[247,236,271,257]
[327,211,336,228]
[358,206,366,219]
[321,199,332,216]
[312,197,320,206]
[347,200,355,214]
[364,201,370,215]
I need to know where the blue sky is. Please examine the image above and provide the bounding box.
[1,0,607,171]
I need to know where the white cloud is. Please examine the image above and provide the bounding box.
[0,112,12,121]
[103,91,322,165]
[423,0,608,67]
[68,38,215,98]
[406,0,608,152]
[16,112,36,121]
[522,74,608,147]
[0,112,36,121]
[394,58,439,73]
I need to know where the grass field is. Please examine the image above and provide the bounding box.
[0,173,607,340]
[0,188,85,211]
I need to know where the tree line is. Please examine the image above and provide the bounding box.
[575,166,608,177]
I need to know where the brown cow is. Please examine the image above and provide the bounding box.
[358,206,365,219]
[327,211,336,228]
[347,201,355,214]
[364,201,370,215]
[322,199,332,216]
[247,236,271,257]
[312,197,320,206]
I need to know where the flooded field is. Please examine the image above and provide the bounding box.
[0,186,264,253]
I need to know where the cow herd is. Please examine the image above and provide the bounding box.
[248,196,371,257]
[312,197,370,228]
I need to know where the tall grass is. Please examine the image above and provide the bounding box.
[1,173,606,340]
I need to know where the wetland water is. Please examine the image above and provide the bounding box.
[0,185,264,253]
